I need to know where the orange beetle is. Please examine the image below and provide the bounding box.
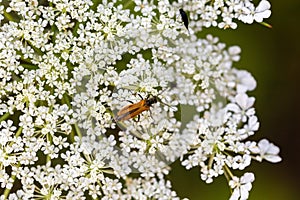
[114,95,158,122]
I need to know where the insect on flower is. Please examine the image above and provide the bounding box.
[179,8,189,33]
[114,94,158,122]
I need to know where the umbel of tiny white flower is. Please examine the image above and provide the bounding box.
[0,0,280,200]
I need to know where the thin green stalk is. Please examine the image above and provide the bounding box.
[208,152,215,169]
[260,21,272,28]
[15,127,23,137]
[73,123,82,139]
[123,0,133,9]
[66,60,74,71]
[21,63,39,70]
[3,10,18,22]
[72,21,80,36]
[0,112,10,123]
[62,94,82,140]
[63,93,71,108]
[3,163,21,199]
[46,133,52,163]
[26,40,44,56]
[223,164,234,182]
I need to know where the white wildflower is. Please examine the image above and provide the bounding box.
[255,139,282,163]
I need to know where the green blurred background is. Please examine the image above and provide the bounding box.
[169,0,300,199]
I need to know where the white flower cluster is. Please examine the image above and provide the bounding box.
[0,0,280,199]
[174,0,271,30]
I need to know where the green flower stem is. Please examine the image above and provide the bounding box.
[260,21,272,28]
[207,152,215,169]
[15,126,23,137]
[46,133,52,163]
[63,93,71,108]
[0,112,10,123]
[21,63,39,70]
[72,21,80,36]
[3,163,21,200]
[223,164,234,182]
[123,0,134,9]
[20,57,33,64]
[66,60,74,71]
[73,123,82,139]
[26,40,44,56]
[3,10,18,22]
[62,94,82,140]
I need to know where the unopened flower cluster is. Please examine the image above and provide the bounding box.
[0,0,280,199]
